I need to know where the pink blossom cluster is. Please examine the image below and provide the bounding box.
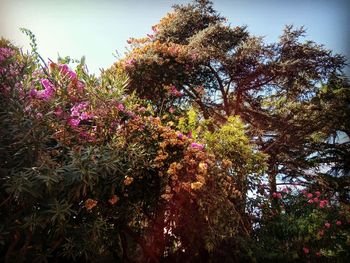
[303,247,322,257]
[54,107,63,117]
[59,64,77,80]
[168,85,183,97]
[69,102,94,127]
[177,132,192,140]
[0,47,21,80]
[303,190,329,208]
[125,58,136,66]
[50,63,85,92]
[0,47,15,64]
[319,199,328,208]
[30,79,55,100]
[190,142,204,150]
[272,192,282,199]
[117,103,125,111]
[316,219,343,239]
[323,219,343,229]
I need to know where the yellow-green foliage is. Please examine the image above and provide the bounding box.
[177,107,204,139]
[205,116,267,176]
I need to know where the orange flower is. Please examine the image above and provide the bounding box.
[191,181,204,190]
[222,159,233,168]
[161,193,173,201]
[124,177,134,186]
[198,162,208,174]
[85,198,97,210]
[108,195,119,205]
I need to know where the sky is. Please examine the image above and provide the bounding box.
[0,0,349,75]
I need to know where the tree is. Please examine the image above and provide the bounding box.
[109,0,349,205]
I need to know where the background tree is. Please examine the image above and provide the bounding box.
[109,0,349,205]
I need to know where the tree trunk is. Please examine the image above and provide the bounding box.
[268,158,278,210]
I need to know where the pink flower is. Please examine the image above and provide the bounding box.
[190,142,204,150]
[40,79,52,90]
[315,251,321,257]
[307,193,313,199]
[336,220,342,226]
[313,197,319,203]
[177,133,184,139]
[324,222,331,229]
[33,79,55,100]
[308,199,314,204]
[29,88,38,98]
[314,191,321,197]
[125,58,136,66]
[169,85,183,97]
[319,200,328,208]
[272,192,282,199]
[187,131,192,138]
[59,64,77,80]
[54,107,63,117]
[68,118,80,127]
[0,47,15,63]
[41,89,54,100]
[80,112,94,120]
[71,102,88,117]
[70,102,93,121]
[303,247,310,254]
[71,106,82,117]
[318,230,324,237]
[117,103,125,111]
[68,71,77,79]
[59,64,69,74]
[169,107,174,113]
[71,109,80,117]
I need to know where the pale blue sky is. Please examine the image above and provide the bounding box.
[1,0,349,75]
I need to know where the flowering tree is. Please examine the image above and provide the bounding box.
[109,0,349,204]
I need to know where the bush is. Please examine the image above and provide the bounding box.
[0,38,247,262]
